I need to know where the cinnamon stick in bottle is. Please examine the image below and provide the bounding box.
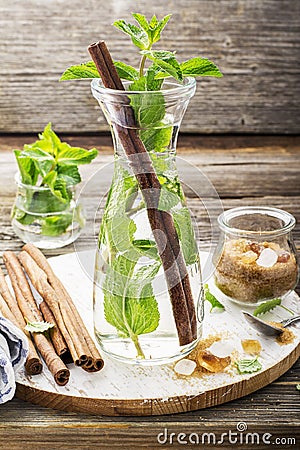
[19,246,103,372]
[0,267,43,375]
[88,41,197,345]
[3,251,70,386]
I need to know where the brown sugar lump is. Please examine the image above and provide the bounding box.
[197,350,231,373]
[241,339,262,355]
[214,239,298,304]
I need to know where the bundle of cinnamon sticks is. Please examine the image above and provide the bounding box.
[88,41,197,345]
[0,244,103,386]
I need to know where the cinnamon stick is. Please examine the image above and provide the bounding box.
[20,247,103,372]
[39,300,69,357]
[88,41,197,344]
[18,251,86,366]
[0,267,43,375]
[3,252,70,386]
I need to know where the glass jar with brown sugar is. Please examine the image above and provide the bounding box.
[213,207,299,305]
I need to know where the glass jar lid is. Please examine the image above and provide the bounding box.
[218,206,296,238]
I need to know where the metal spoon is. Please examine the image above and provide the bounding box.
[242,311,300,337]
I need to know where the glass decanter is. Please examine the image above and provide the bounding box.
[91,77,204,365]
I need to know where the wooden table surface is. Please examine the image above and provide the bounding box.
[0,135,299,449]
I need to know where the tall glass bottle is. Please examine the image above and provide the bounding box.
[91,77,203,365]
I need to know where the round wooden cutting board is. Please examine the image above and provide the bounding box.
[15,251,300,416]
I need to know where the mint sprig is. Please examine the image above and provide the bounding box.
[60,13,222,83]
[13,123,97,236]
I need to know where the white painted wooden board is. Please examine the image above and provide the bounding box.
[15,251,300,416]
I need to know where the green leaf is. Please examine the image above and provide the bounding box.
[235,357,262,374]
[60,61,99,80]
[132,239,159,260]
[142,50,183,81]
[103,254,160,338]
[114,61,139,81]
[113,20,149,50]
[13,210,37,226]
[42,171,70,203]
[253,298,282,316]
[158,185,180,211]
[57,143,98,165]
[149,14,171,44]
[173,207,199,266]
[14,150,39,185]
[20,145,55,178]
[140,126,172,152]
[38,123,62,157]
[132,13,149,32]
[124,294,160,336]
[57,165,81,185]
[25,320,54,333]
[41,213,73,236]
[128,76,147,91]
[180,57,223,78]
[145,65,164,91]
[203,284,225,312]
[132,13,171,46]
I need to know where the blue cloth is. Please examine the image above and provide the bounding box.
[0,315,28,404]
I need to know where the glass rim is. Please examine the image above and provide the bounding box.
[14,172,75,191]
[218,206,296,237]
[91,76,196,98]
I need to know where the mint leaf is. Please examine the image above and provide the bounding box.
[253,298,282,316]
[158,185,180,211]
[42,171,70,203]
[41,213,73,236]
[124,294,160,336]
[113,20,149,50]
[106,215,137,253]
[57,165,81,185]
[38,122,62,157]
[21,145,55,178]
[148,14,171,44]
[180,57,223,77]
[142,50,183,81]
[235,357,262,374]
[128,76,146,91]
[103,254,160,339]
[145,66,164,91]
[203,284,225,312]
[25,320,54,333]
[173,207,199,266]
[140,126,172,152]
[12,208,37,226]
[60,61,99,80]
[132,13,171,46]
[14,150,38,185]
[132,13,150,32]
[113,61,139,81]
[133,239,159,260]
[57,144,98,165]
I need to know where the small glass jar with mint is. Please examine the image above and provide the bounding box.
[11,123,97,249]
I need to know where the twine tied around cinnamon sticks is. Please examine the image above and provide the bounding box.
[88,41,197,346]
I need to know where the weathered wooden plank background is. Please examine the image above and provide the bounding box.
[0,0,299,134]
